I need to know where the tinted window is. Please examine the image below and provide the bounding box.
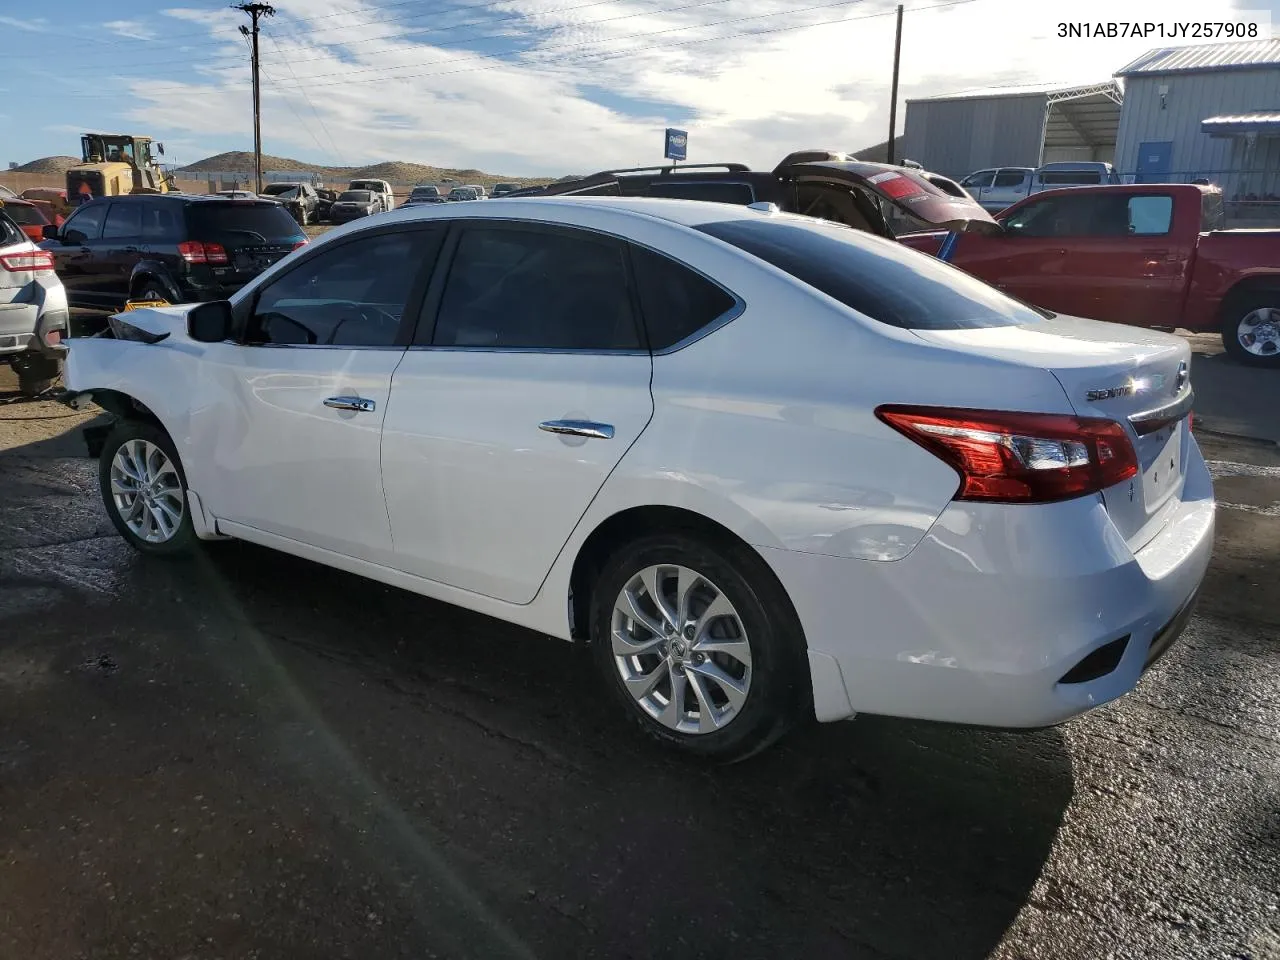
[1,203,43,226]
[1002,196,1088,237]
[697,218,1046,330]
[1127,195,1173,235]
[261,184,298,196]
[0,212,22,246]
[644,182,755,204]
[429,225,638,350]
[250,229,441,346]
[993,170,1028,187]
[102,202,142,239]
[186,202,305,245]
[631,245,737,350]
[141,204,182,241]
[339,191,372,202]
[1039,170,1102,185]
[62,204,106,243]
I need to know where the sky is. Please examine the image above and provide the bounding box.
[3,0,1276,176]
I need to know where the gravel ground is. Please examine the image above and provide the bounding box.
[0,340,1277,960]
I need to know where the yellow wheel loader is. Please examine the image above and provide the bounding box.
[66,133,176,207]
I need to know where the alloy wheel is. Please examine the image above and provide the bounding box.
[1237,307,1280,357]
[611,564,753,734]
[109,438,185,544]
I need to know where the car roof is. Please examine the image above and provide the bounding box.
[383,195,777,229]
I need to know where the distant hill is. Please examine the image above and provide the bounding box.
[177,151,548,188]
[14,156,82,175]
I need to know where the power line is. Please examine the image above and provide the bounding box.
[54,0,981,101]
[263,26,348,166]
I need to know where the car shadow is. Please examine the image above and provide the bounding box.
[166,536,1074,959]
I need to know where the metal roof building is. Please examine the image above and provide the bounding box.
[1114,39,1280,201]
[901,81,1123,179]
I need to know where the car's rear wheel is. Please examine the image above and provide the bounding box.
[1222,295,1280,368]
[98,420,196,555]
[135,283,171,305]
[589,532,809,762]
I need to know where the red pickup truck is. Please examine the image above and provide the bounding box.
[901,184,1280,367]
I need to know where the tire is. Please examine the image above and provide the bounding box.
[1221,294,1280,368]
[12,353,60,397]
[589,531,810,762]
[136,284,171,305]
[98,420,196,556]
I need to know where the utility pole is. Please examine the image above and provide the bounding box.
[234,2,275,194]
[886,3,903,164]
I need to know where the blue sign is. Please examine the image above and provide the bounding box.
[664,128,688,162]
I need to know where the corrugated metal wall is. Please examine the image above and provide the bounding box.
[1115,68,1280,184]
[902,94,1047,178]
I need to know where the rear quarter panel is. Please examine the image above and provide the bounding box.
[1183,230,1280,331]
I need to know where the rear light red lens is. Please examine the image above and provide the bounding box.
[177,241,229,264]
[44,329,64,347]
[292,240,308,251]
[876,405,1139,503]
[0,250,55,273]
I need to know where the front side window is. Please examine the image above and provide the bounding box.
[428,225,639,350]
[1002,196,1089,237]
[248,228,441,346]
[102,203,142,239]
[961,170,995,188]
[697,217,1047,330]
[1127,195,1174,235]
[62,204,107,243]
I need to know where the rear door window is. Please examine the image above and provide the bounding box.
[427,224,639,350]
[102,203,142,239]
[630,245,738,350]
[141,205,182,241]
[993,170,1028,187]
[697,217,1045,330]
[1127,195,1174,235]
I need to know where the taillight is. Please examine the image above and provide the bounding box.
[876,405,1139,503]
[292,240,308,251]
[0,250,55,273]
[177,241,229,264]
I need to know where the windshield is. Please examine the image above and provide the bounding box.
[339,191,372,202]
[186,202,305,245]
[411,187,439,197]
[697,217,1047,330]
[261,184,301,196]
[350,181,381,191]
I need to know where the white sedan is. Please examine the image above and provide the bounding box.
[64,192,1214,761]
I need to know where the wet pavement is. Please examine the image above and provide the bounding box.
[1,343,1278,960]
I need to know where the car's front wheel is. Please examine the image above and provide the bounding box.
[98,420,196,555]
[1222,295,1280,367]
[589,532,809,762]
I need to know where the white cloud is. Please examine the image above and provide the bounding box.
[105,19,158,41]
[115,0,1269,175]
[0,15,48,31]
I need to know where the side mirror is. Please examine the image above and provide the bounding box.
[187,301,233,343]
[42,224,60,241]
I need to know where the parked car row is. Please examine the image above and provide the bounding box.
[61,169,1212,761]
[959,161,1123,212]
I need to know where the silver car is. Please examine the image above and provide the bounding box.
[0,209,68,395]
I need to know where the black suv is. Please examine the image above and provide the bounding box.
[515,150,991,238]
[40,194,307,310]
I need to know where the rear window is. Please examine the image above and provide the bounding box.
[1201,190,1226,232]
[1,203,43,226]
[1039,171,1102,185]
[696,218,1047,330]
[185,202,305,244]
[0,212,23,246]
[641,181,755,204]
[411,187,438,197]
[340,191,372,202]
[350,181,382,191]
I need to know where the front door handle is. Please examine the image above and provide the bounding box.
[324,396,376,413]
[539,419,614,440]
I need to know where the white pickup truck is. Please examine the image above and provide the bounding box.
[959,162,1122,212]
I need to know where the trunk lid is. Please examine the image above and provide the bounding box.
[185,201,305,283]
[913,316,1194,550]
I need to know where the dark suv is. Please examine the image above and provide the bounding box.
[40,194,307,310]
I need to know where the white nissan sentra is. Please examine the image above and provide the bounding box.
[64,187,1213,761]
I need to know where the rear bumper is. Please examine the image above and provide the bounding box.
[0,278,68,358]
[762,435,1215,728]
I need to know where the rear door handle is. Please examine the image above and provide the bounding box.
[539,419,614,440]
[324,396,376,412]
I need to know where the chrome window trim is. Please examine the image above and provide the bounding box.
[1128,388,1195,435]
